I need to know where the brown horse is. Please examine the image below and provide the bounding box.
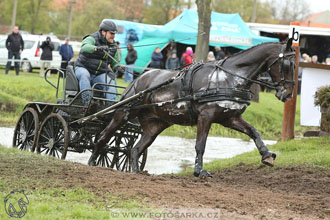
[89,39,296,177]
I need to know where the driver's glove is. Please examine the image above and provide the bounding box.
[95,46,109,52]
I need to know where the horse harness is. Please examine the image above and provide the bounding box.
[129,44,295,124]
[216,44,296,90]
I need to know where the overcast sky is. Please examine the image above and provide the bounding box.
[257,0,330,14]
[309,0,330,13]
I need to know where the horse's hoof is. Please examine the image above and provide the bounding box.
[261,151,276,167]
[262,156,274,167]
[199,170,213,178]
[193,171,200,177]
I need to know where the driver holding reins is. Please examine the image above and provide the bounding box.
[75,19,124,106]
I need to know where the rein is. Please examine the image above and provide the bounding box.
[117,43,296,113]
[215,45,296,90]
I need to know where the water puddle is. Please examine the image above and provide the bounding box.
[0,127,276,174]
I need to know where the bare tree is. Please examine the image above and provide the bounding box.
[28,0,44,34]
[270,0,310,22]
[194,0,211,62]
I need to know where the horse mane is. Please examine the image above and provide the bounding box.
[226,41,283,59]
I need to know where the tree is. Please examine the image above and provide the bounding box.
[212,0,274,23]
[269,0,310,23]
[142,0,185,25]
[0,0,52,34]
[71,0,123,37]
[194,0,211,62]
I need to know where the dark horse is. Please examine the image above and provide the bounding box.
[89,39,296,177]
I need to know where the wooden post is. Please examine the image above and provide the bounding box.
[281,22,300,141]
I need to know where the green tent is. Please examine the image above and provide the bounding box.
[120,10,278,73]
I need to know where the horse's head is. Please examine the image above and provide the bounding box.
[267,38,296,102]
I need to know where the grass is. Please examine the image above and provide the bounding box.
[0,68,313,140]
[179,137,330,175]
[0,145,145,220]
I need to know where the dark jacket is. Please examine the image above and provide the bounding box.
[215,50,225,60]
[6,33,24,52]
[75,31,119,75]
[40,41,54,61]
[125,49,137,65]
[59,44,74,61]
[150,52,163,68]
[165,57,180,69]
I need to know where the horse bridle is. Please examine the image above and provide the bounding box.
[216,43,296,90]
[267,44,296,89]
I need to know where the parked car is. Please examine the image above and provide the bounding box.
[0,34,61,72]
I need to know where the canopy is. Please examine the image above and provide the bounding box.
[116,10,278,72]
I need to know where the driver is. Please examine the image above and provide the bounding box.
[75,19,124,106]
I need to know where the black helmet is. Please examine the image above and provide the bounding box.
[99,19,118,33]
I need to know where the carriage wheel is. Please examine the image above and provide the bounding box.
[36,113,69,160]
[94,135,116,168]
[113,123,147,172]
[12,107,39,152]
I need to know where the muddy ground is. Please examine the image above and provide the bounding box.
[1,153,329,220]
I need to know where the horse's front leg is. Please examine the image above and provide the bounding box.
[194,115,212,177]
[221,116,276,166]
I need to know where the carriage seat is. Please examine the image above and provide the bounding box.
[65,62,79,96]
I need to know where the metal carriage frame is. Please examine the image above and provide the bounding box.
[12,65,147,172]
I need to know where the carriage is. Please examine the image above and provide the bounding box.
[12,63,147,172]
[12,40,296,177]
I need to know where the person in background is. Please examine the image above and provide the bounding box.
[124,43,137,83]
[150,47,163,69]
[207,51,215,62]
[214,46,225,60]
[116,41,123,78]
[40,36,54,77]
[165,51,180,70]
[180,47,193,67]
[59,37,74,71]
[5,26,24,75]
[75,19,124,106]
[325,57,330,65]
[311,55,319,64]
[301,53,311,62]
[166,40,177,58]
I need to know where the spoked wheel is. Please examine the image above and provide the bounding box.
[113,122,147,172]
[94,135,116,168]
[12,107,39,151]
[36,113,69,160]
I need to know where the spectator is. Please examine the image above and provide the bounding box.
[5,26,24,75]
[301,53,311,62]
[150,47,163,69]
[59,37,74,71]
[207,51,215,62]
[180,47,193,67]
[311,55,319,64]
[214,46,225,60]
[166,40,177,58]
[116,41,123,78]
[165,52,180,70]
[116,42,122,63]
[325,57,330,65]
[124,43,137,83]
[40,36,54,77]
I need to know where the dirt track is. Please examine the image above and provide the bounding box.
[2,152,330,220]
[83,164,330,220]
